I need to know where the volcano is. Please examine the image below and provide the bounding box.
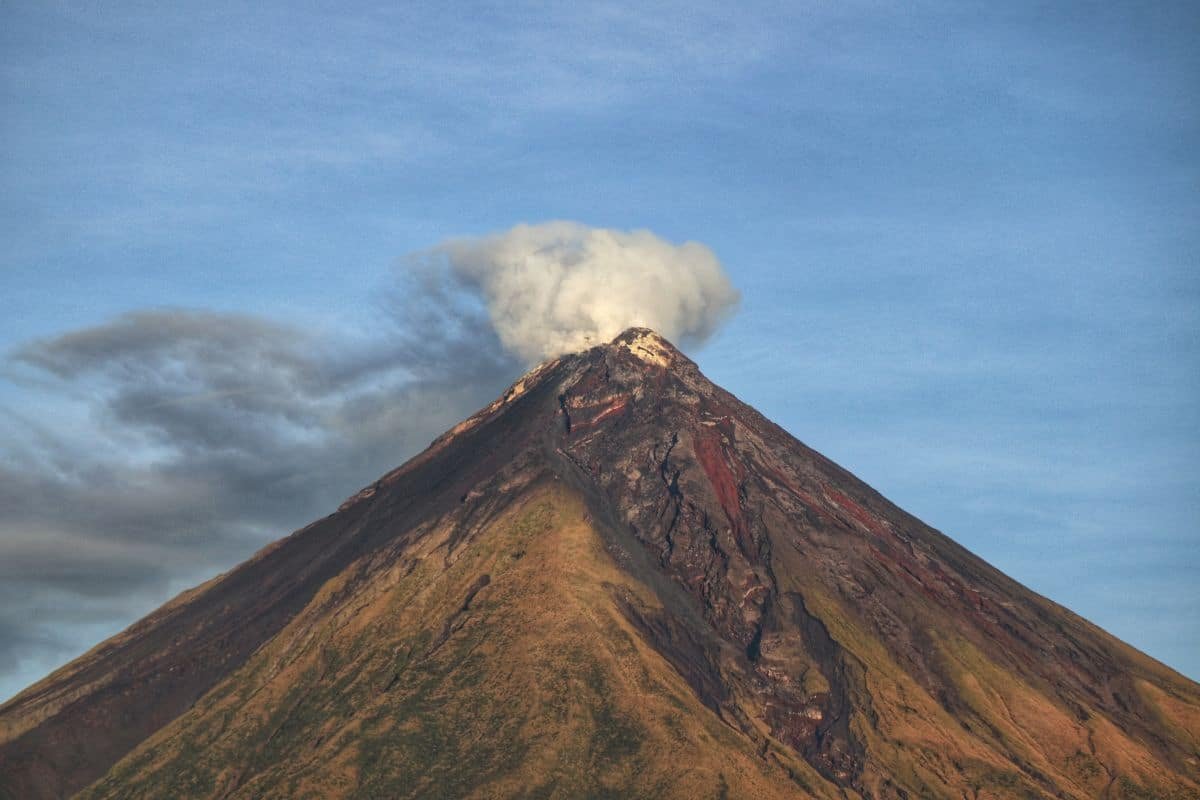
[1,328,1197,799]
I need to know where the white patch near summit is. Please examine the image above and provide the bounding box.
[619,330,674,367]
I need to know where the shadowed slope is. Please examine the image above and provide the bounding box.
[2,328,1198,799]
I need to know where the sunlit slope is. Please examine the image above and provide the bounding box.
[81,477,1200,800]
[80,486,824,799]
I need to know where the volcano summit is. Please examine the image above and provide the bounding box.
[1,329,1197,799]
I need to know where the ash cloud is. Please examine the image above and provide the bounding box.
[0,222,736,700]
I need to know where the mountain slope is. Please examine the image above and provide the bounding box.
[1,328,1197,799]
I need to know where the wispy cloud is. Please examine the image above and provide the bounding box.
[0,303,515,691]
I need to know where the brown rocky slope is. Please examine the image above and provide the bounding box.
[1,328,1197,799]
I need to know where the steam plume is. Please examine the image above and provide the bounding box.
[436,221,739,364]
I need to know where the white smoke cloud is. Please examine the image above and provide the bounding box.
[436,221,740,364]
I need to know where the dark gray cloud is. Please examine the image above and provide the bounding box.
[0,303,518,696]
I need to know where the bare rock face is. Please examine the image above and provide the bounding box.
[2,328,1198,800]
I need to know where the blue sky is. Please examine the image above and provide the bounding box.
[1,1,1197,699]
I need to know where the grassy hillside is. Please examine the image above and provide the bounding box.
[80,485,826,799]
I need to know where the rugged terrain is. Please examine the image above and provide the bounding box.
[1,328,1197,799]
